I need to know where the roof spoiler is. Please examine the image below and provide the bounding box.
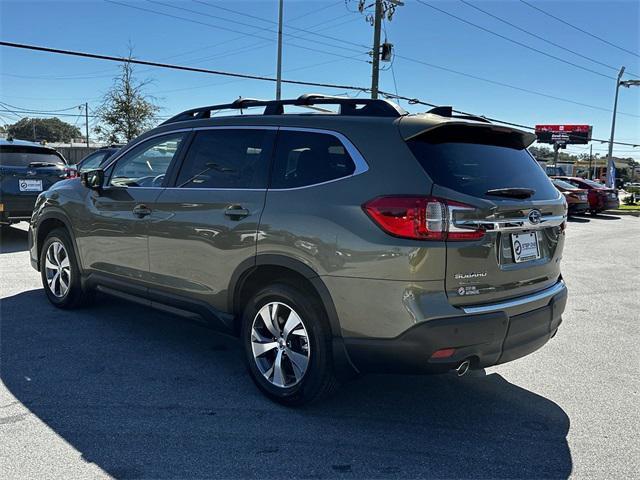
[400,117,536,149]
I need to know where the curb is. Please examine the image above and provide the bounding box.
[608,210,640,217]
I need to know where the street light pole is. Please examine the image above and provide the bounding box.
[275,0,283,100]
[84,102,89,147]
[606,66,625,187]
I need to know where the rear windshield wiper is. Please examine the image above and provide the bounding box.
[485,187,535,199]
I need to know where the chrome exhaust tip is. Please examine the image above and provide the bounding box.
[456,359,471,377]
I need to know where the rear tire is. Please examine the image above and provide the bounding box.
[241,283,338,406]
[40,228,93,309]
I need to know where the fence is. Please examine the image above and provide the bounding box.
[54,146,99,164]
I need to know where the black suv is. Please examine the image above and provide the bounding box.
[1,138,70,225]
[29,95,568,405]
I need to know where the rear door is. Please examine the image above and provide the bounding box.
[147,127,275,313]
[405,124,566,306]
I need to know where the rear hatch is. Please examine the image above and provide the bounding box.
[402,120,566,307]
[0,145,67,200]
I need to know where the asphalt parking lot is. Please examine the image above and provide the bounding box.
[1,215,638,479]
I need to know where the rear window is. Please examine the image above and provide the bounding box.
[407,140,559,200]
[552,179,579,190]
[0,146,65,167]
[580,178,606,189]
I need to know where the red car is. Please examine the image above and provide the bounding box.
[551,178,589,215]
[552,176,619,214]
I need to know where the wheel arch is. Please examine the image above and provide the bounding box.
[35,212,80,271]
[229,255,341,337]
[228,254,359,378]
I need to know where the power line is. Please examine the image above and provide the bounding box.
[416,0,615,81]
[0,108,99,118]
[192,0,367,50]
[459,0,639,78]
[393,54,639,118]
[519,0,640,59]
[0,40,371,93]
[1,40,636,148]
[105,0,367,64]
[0,100,84,112]
[287,0,343,23]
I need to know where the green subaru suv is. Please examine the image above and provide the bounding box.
[29,95,568,405]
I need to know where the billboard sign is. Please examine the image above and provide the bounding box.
[535,124,592,145]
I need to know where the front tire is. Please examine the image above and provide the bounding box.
[241,283,338,406]
[40,228,92,309]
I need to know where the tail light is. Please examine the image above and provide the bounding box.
[362,196,484,241]
[63,167,78,179]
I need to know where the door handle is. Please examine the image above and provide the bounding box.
[224,205,250,220]
[133,204,152,218]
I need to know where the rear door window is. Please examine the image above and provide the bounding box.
[270,130,356,189]
[176,129,273,189]
[407,139,559,200]
[0,146,65,167]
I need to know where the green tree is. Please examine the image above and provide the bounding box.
[6,117,81,142]
[93,50,159,143]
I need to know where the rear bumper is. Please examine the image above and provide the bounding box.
[0,194,38,221]
[568,202,588,215]
[343,280,567,374]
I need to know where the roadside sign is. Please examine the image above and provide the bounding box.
[535,125,592,145]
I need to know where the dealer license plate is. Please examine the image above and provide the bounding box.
[19,179,43,192]
[511,232,540,263]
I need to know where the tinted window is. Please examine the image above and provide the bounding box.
[407,140,559,200]
[552,179,580,190]
[110,134,185,188]
[79,150,111,171]
[0,146,65,167]
[176,129,272,189]
[271,131,356,189]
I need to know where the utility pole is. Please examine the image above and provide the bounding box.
[32,119,36,141]
[275,0,283,100]
[370,0,383,99]
[588,144,593,179]
[84,102,89,147]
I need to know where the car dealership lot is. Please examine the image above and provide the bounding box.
[1,216,638,479]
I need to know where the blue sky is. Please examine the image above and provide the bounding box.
[1,0,638,159]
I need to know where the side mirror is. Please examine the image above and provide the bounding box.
[81,169,104,191]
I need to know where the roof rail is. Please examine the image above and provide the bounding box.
[161,93,407,125]
[426,106,491,124]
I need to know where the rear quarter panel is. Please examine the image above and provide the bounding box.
[256,121,445,282]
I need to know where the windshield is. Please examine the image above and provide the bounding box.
[407,140,559,200]
[0,146,65,167]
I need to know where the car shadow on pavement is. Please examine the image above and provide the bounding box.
[567,216,590,223]
[0,225,29,254]
[1,289,572,479]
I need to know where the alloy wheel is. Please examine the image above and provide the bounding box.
[251,301,310,388]
[45,241,71,298]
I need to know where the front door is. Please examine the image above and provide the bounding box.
[147,127,276,312]
[77,132,189,284]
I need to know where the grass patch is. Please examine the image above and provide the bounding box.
[618,204,640,211]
